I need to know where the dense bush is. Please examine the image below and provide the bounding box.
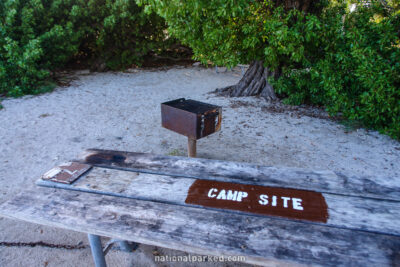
[140,0,400,139]
[0,0,169,97]
[271,3,400,139]
[1,0,399,139]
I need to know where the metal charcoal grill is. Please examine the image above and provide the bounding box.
[161,98,222,157]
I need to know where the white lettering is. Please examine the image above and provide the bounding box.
[236,191,248,202]
[208,188,218,198]
[292,198,304,210]
[272,196,277,206]
[226,190,238,201]
[281,197,291,208]
[217,190,227,200]
[258,194,269,205]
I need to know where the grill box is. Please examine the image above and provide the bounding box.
[161,98,222,140]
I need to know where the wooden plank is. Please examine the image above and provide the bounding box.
[1,188,400,267]
[74,149,400,201]
[37,167,400,237]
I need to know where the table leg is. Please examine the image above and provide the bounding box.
[88,234,107,267]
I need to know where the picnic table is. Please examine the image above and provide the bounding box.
[0,149,400,266]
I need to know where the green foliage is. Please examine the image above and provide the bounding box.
[78,0,169,70]
[167,148,184,156]
[140,0,400,139]
[1,0,398,139]
[137,0,326,67]
[272,3,400,139]
[139,0,269,67]
[0,0,169,97]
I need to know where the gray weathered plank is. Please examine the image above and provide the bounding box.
[0,188,399,267]
[74,149,400,201]
[37,167,400,237]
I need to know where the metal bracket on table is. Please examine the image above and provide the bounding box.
[88,234,139,267]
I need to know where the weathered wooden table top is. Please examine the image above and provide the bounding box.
[1,149,400,267]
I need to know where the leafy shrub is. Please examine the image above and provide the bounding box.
[271,3,400,139]
[141,0,400,139]
[76,0,169,70]
[0,0,169,97]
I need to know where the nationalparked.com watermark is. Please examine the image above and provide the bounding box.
[154,254,246,263]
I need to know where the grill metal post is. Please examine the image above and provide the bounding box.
[188,138,197,157]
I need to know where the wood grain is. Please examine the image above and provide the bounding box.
[37,167,400,237]
[0,188,399,267]
[75,149,400,201]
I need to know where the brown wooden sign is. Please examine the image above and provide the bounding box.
[185,180,328,223]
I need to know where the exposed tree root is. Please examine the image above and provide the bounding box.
[214,60,278,101]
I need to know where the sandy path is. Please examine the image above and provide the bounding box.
[0,67,399,266]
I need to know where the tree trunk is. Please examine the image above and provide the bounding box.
[214,60,278,101]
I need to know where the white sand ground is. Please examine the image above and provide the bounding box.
[0,66,399,267]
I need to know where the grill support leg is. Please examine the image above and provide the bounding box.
[188,138,197,158]
[88,234,107,267]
